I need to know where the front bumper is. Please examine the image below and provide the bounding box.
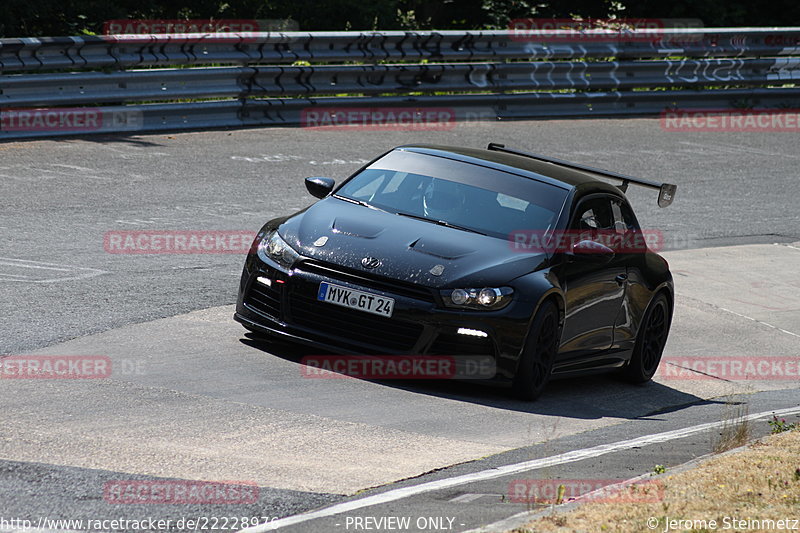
[235,252,534,381]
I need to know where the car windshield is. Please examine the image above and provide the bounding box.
[335,150,569,239]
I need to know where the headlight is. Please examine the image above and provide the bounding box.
[440,287,513,310]
[257,230,300,269]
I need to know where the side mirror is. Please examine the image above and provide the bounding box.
[305,177,335,199]
[569,239,615,263]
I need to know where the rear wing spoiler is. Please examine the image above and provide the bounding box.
[487,143,676,208]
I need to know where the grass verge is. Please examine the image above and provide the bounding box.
[511,423,800,533]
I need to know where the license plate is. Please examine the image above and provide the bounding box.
[317,282,394,318]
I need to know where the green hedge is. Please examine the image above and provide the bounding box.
[1,0,796,38]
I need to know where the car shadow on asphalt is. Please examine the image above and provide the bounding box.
[239,333,727,420]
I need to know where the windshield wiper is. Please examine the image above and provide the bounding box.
[395,211,487,235]
[334,195,370,207]
[333,195,385,211]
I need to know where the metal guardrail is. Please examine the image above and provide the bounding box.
[4,28,800,70]
[5,58,800,107]
[1,28,800,139]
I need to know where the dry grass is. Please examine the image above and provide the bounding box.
[712,400,750,454]
[511,428,800,533]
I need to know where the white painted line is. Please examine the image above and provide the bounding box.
[0,257,107,283]
[449,493,491,504]
[51,164,96,171]
[718,306,800,339]
[239,406,800,532]
[0,260,74,272]
[465,437,768,533]
[0,273,31,279]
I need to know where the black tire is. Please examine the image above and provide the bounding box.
[622,293,671,383]
[512,300,560,401]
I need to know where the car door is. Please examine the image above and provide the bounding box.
[608,197,645,351]
[557,194,628,362]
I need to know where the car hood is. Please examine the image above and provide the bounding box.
[278,197,547,288]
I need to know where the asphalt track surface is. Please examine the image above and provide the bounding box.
[2,118,799,356]
[1,119,799,532]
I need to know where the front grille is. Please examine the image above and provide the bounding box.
[289,293,422,352]
[428,332,494,357]
[244,276,282,319]
[297,260,435,303]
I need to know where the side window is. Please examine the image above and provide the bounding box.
[570,196,627,250]
[610,198,649,252]
[611,199,639,234]
[571,197,615,233]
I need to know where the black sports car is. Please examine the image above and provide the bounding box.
[235,143,676,400]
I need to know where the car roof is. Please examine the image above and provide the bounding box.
[396,144,625,197]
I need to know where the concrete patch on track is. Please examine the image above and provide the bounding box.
[656,242,800,398]
[0,377,506,495]
[670,242,800,325]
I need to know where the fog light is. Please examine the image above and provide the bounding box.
[256,276,272,287]
[457,327,488,337]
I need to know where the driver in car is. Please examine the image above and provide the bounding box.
[422,179,467,222]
